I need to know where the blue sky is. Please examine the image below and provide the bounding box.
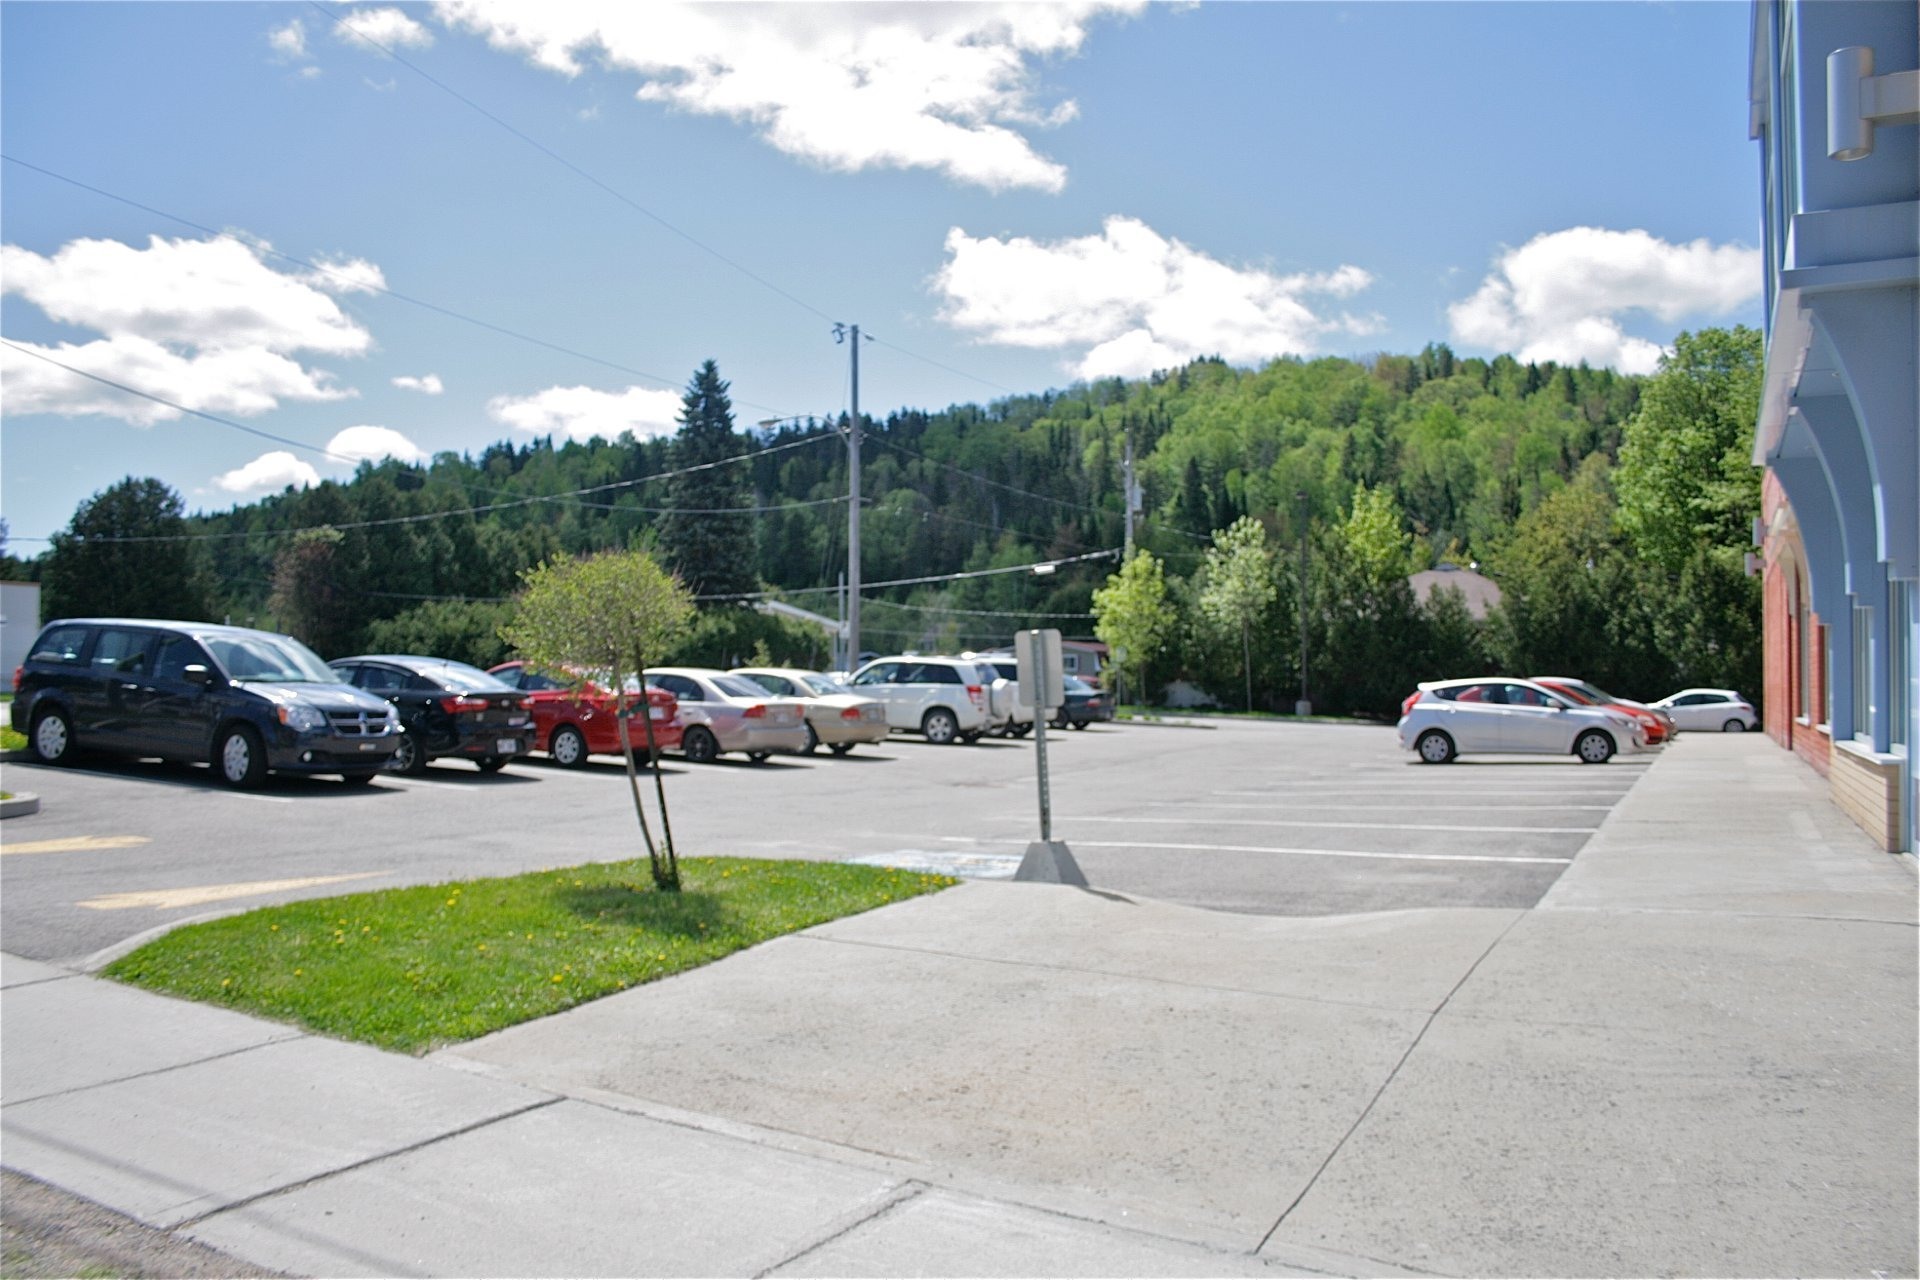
[1,1,1762,547]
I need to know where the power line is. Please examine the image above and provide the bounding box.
[695,546,1120,602]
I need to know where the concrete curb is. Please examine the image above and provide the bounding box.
[1,791,41,819]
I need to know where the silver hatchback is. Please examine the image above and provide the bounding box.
[1397,677,1648,764]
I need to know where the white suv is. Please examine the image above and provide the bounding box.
[848,656,997,744]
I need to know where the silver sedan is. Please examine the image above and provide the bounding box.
[645,668,810,763]
[730,667,891,755]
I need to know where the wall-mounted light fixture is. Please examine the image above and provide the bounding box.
[1827,46,1919,161]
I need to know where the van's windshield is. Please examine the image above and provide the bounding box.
[203,633,339,684]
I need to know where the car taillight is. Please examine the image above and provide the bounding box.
[11,666,21,693]
[840,706,862,720]
[743,704,767,719]
[441,695,489,713]
[967,684,984,707]
[1401,692,1420,717]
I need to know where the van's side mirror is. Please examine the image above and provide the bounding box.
[183,664,212,686]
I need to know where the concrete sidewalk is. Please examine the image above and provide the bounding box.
[3,735,1915,1277]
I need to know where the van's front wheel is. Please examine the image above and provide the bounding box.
[216,725,268,789]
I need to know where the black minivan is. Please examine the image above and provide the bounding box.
[11,618,401,787]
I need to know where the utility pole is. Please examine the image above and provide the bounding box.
[1122,430,1140,563]
[836,324,864,669]
[1295,490,1311,717]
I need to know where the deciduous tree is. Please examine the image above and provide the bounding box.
[502,551,695,889]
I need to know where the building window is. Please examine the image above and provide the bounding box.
[1854,603,1873,740]
[1796,578,1810,717]
[1890,581,1912,753]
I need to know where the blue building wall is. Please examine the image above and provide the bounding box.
[1750,0,1918,850]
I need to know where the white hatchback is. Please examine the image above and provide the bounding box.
[1398,677,1648,764]
[1649,688,1758,733]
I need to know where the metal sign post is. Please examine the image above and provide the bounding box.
[1012,629,1087,886]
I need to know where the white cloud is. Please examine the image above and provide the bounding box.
[269,18,308,60]
[213,451,321,497]
[1,337,352,426]
[327,425,428,464]
[0,234,376,424]
[335,6,434,50]
[933,216,1378,380]
[392,373,443,395]
[438,1,1145,192]
[487,384,683,443]
[1447,227,1762,375]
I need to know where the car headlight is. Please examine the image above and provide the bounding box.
[278,703,327,732]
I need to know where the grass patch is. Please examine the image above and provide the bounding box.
[106,857,954,1054]
[0,726,23,753]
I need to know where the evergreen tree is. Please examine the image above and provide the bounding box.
[43,477,215,621]
[658,360,757,598]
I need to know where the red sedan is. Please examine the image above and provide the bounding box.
[488,661,683,766]
[1531,676,1673,744]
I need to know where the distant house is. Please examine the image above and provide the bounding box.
[1407,564,1502,620]
[978,638,1109,686]
[0,581,42,677]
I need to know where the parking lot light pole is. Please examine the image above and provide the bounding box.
[1295,490,1311,717]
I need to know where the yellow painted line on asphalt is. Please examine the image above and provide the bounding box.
[78,872,391,911]
[2,835,152,856]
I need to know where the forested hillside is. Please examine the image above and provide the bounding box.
[24,332,1764,717]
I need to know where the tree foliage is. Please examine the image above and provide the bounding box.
[43,477,214,621]
[1615,327,1764,572]
[659,360,756,598]
[1093,552,1176,704]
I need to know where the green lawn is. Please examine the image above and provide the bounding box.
[107,857,954,1053]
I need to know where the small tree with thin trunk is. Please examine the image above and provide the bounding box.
[1093,551,1176,709]
[1198,517,1277,712]
[501,551,695,890]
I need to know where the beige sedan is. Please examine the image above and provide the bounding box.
[730,668,892,755]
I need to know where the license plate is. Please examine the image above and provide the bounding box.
[496,738,521,754]
[649,707,666,720]
[358,742,380,751]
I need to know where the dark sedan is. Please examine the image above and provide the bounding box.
[1050,674,1114,729]
[329,655,533,774]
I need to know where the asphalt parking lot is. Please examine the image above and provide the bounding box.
[0,719,1650,965]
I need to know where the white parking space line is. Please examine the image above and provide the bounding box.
[1149,801,1618,812]
[938,835,1572,866]
[1061,816,1601,834]
[1214,787,1634,798]
[1072,840,1573,865]
[222,791,295,805]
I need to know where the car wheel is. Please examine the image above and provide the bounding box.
[959,730,982,744]
[549,724,589,768]
[339,772,380,787]
[1575,729,1615,764]
[921,708,960,745]
[829,742,855,756]
[1415,729,1456,764]
[682,725,720,764]
[801,723,820,755]
[1070,720,1089,730]
[216,724,268,789]
[1011,723,1032,737]
[476,756,509,773]
[28,706,76,766]
[1722,718,1747,733]
[747,750,771,764]
[388,730,429,776]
